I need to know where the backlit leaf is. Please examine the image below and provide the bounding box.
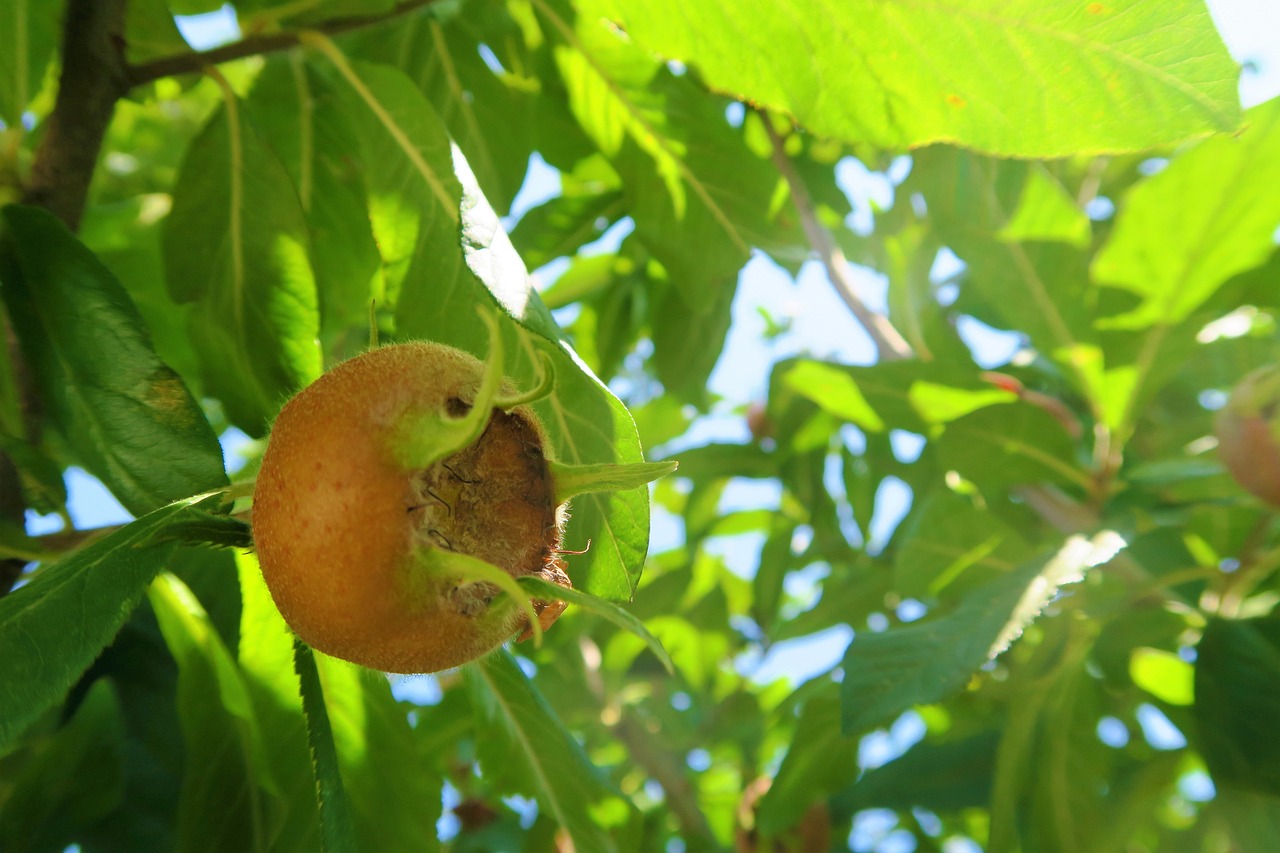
[598,0,1241,156]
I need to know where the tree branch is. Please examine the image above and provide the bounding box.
[762,116,914,362]
[124,0,442,87]
[577,638,715,844]
[4,0,130,596]
[21,0,130,230]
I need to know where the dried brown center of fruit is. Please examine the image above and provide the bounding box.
[407,403,562,615]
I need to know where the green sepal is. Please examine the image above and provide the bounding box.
[390,307,507,470]
[412,546,544,647]
[389,307,556,470]
[518,575,675,675]
[548,459,678,505]
[496,349,556,410]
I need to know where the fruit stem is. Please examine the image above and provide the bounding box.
[549,459,678,505]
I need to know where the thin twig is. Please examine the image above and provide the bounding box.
[1012,484,1158,592]
[761,115,914,362]
[577,638,716,843]
[124,0,442,87]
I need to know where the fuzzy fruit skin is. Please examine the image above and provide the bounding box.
[1215,365,1280,508]
[253,342,564,674]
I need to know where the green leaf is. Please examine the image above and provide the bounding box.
[935,403,1088,491]
[996,164,1090,247]
[1094,99,1280,329]
[245,56,384,359]
[597,0,1241,156]
[235,551,323,853]
[841,534,1118,734]
[1205,789,1280,851]
[538,252,626,310]
[162,97,322,435]
[293,642,357,853]
[147,572,276,853]
[784,360,886,431]
[167,0,223,12]
[311,48,653,599]
[771,357,1006,442]
[305,48,466,320]
[0,493,218,752]
[239,547,444,852]
[0,205,228,515]
[349,7,537,213]
[0,679,125,851]
[77,197,206,394]
[832,730,1001,817]
[0,0,62,126]
[536,0,793,311]
[314,655,443,853]
[0,432,66,516]
[757,694,856,836]
[125,0,192,65]
[470,650,630,851]
[893,492,1036,599]
[906,149,1099,373]
[649,268,738,405]
[1194,615,1280,796]
[1130,647,1194,706]
[512,190,626,272]
[235,0,396,28]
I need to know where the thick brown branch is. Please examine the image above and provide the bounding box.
[125,0,441,87]
[21,0,130,230]
[762,117,914,362]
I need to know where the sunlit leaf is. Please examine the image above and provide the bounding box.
[1094,99,1280,329]
[996,164,1090,247]
[245,57,384,359]
[147,572,276,853]
[470,650,629,851]
[1130,647,1195,706]
[841,534,1120,734]
[935,403,1088,491]
[0,0,61,125]
[162,96,322,435]
[598,0,1241,156]
[894,491,1035,598]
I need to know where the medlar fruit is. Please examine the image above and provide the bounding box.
[252,316,670,673]
[1215,365,1280,508]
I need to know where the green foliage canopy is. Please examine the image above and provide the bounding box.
[0,1,1278,851]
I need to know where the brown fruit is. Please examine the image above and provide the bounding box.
[252,341,570,674]
[1215,365,1280,508]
